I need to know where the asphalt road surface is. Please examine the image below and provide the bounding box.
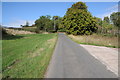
[45,33,117,78]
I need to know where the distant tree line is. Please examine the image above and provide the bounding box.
[94,12,120,36]
[33,2,120,35]
[34,15,62,33]
[110,12,120,28]
[21,21,30,27]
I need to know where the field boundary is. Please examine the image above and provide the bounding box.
[44,33,58,78]
[67,34,119,48]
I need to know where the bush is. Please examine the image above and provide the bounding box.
[2,28,8,36]
[57,28,66,32]
[49,30,56,33]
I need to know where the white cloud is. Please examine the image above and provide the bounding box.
[2,19,35,28]
[96,4,118,19]
[106,4,118,12]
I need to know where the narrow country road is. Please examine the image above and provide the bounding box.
[45,33,117,78]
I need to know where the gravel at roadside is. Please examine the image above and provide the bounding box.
[80,44,118,76]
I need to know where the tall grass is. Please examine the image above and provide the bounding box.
[68,34,118,48]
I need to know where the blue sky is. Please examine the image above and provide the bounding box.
[2,2,118,27]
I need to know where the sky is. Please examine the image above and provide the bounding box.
[1,0,119,2]
[2,2,118,27]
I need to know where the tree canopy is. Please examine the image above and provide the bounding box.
[110,12,120,27]
[53,16,62,31]
[94,17,102,26]
[33,2,119,34]
[35,15,62,33]
[61,2,97,35]
[35,15,53,32]
[104,16,110,23]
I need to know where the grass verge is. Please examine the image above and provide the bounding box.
[2,33,57,78]
[68,34,119,48]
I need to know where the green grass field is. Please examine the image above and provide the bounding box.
[2,33,57,78]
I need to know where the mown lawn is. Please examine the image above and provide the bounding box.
[68,34,118,48]
[2,33,57,78]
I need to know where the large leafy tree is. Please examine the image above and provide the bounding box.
[62,2,97,35]
[103,16,110,23]
[35,15,52,32]
[110,12,120,27]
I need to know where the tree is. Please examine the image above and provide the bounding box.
[104,16,110,23]
[52,16,62,31]
[26,21,29,27]
[20,25,23,27]
[53,16,58,31]
[62,2,97,35]
[110,12,120,27]
[35,15,53,32]
[94,17,102,26]
[71,2,87,10]
[21,21,29,27]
